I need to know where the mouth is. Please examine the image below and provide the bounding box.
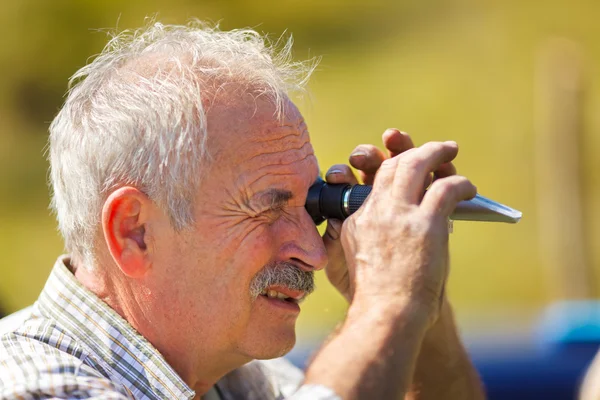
[258,285,307,304]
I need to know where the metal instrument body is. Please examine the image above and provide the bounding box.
[305,177,522,225]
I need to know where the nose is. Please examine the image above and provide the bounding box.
[276,207,328,272]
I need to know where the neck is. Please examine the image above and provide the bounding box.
[73,258,252,398]
[157,335,252,397]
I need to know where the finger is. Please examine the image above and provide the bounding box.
[422,161,458,199]
[420,175,477,217]
[392,141,460,203]
[382,128,415,158]
[433,162,457,179]
[323,218,343,241]
[349,144,386,185]
[325,164,359,185]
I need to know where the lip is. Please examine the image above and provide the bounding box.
[264,285,307,301]
[256,293,301,313]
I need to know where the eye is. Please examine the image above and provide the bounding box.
[247,188,292,220]
[260,203,284,218]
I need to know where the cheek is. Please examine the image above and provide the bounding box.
[175,218,281,305]
[234,223,278,274]
[199,220,280,295]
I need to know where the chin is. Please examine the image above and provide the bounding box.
[263,334,296,359]
[240,325,297,360]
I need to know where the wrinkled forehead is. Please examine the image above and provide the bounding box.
[206,93,319,197]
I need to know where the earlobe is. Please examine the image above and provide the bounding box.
[102,187,152,278]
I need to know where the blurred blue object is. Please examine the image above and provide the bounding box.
[474,301,599,399]
[537,301,600,345]
[288,301,600,400]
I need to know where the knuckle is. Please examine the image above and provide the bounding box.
[380,158,396,171]
[423,141,446,153]
[404,216,429,236]
[396,214,438,241]
[430,178,457,196]
[398,155,423,175]
[429,175,474,200]
[452,175,472,191]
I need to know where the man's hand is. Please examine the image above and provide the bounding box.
[341,131,475,326]
[305,128,480,399]
[322,128,458,308]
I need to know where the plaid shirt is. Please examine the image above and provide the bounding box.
[0,256,339,400]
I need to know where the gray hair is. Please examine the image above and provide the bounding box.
[49,20,318,269]
[249,262,315,300]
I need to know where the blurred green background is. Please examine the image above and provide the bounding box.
[1,0,600,342]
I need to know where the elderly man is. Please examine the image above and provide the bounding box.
[0,21,484,399]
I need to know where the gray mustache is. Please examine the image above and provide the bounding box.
[249,262,315,299]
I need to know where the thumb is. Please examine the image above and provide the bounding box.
[324,218,343,242]
[322,219,352,302]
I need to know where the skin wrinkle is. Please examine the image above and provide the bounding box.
[250,125,306,144]
[244,117,308,144]
[215,182,297,222]
[244,119,309,147]
[256,189,293,211]
[219,190,311,246]
[233,162,317,217]
[212,116,321,277]
[238,152,318,201]
[210,187,295,227]
[211,201,307,232]
[238,189,294,219]
[247,141,312,163]
[242,163,318,191]
[244,156,317,194]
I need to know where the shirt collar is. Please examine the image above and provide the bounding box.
[36,256,196,400]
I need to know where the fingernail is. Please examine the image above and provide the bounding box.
[327,168,344,175]
[445,140,457,146]
[350,151,367,158]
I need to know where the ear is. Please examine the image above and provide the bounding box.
[102,187,153,278]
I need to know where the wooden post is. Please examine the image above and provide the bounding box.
[534,38,593,299]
